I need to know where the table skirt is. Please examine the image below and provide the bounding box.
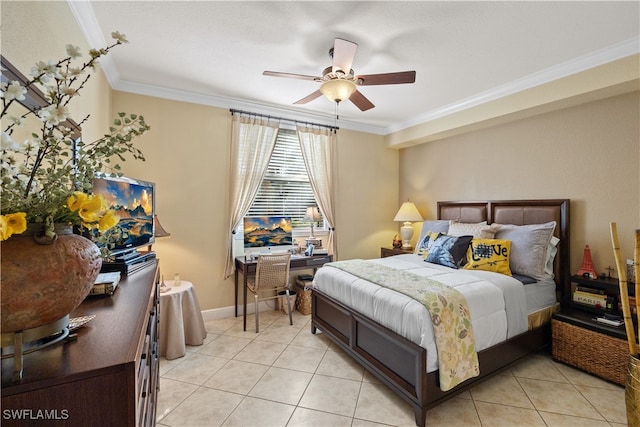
[159,281,207,360]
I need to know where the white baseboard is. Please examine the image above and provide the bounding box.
[201,306,235,321]
[201,300,279,321]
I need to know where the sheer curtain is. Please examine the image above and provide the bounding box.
[224,114,279,278]
[296,125,338,259]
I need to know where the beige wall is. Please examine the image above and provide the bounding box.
[111,93,233,310]
[398,92,640,276]
[334,129,400,261]
[2,1,112,144]
[8,1,637,314]
[2,1,400,313]
[112,93,398,312]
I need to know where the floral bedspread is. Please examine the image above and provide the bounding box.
[327,259,480,391]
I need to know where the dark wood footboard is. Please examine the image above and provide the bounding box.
[311,288,551,427]
[311,287,428,425]
[311,199,565,426]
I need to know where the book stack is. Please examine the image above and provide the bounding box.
[572,285,607,309]
[90,272,121,296]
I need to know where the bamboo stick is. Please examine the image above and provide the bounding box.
[610,222,638,356]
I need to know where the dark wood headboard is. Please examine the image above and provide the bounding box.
[437,199,570,306]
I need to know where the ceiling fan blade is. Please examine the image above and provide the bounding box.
[356,71,416,86]
[332,38,358,74]
[349,90,375,111]
[293,90,323,105]
[263,71,319,81]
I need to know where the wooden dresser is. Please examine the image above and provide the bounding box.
[1,261,160,426]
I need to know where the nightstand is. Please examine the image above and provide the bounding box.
[551,274,634,385]
[380,246,414,258]
[552,309,628,385]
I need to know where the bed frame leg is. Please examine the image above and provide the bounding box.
[414,405,426,427]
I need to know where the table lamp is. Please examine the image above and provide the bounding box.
[304,207,322,238]
[304,206,323,250]
[393,201,423,249]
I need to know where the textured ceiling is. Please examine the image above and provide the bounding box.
[70,1,640,134]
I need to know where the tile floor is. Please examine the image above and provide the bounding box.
[156,310,627,427]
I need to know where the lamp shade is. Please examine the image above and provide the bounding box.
[154,215,171,238]
[303,207,322,222]
[320,79,356,103]
[393,202,423,223]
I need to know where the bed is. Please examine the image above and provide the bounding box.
[310,199,569,427]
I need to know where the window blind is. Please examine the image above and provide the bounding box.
[247,129,323,228]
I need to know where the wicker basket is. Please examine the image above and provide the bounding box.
[277,290,297,315]
[295,278,312,315]
[627,354,640,427]
[552,318,628,385]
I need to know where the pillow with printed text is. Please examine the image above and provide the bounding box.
[463,238,512,276]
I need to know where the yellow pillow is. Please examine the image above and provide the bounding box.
[463,238,512,276]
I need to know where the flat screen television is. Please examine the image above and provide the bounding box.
[91,174,155,258]
[243,216,292,249]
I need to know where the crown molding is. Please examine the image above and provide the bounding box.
[387,36,640,134]
[67,1,119,87]
[66,1,387,135]
[69,1,639,137]
[113,80,386,135]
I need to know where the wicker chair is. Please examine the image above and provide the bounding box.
[244,253,293,332]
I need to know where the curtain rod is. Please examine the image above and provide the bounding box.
[229,108,338,131]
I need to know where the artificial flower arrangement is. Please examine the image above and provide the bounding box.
[0,31,150,250]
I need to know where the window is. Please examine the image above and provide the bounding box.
[246,129,323,230]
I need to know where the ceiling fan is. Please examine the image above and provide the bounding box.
[263,38,416,112]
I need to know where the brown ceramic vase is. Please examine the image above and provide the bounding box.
[1,223,102,334]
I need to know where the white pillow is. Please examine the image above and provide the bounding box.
[448,221,498,239]
[544,236,560,277]
[494,221,557,280]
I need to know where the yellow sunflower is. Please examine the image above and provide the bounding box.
[0,212,27,241]
[67,191,88,211]
[98,209,120,233]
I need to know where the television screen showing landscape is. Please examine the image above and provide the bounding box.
[243,216,292,248]
[93,176,155,254]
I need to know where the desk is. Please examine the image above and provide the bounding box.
[159,280,207,360]
[234,254,333,321]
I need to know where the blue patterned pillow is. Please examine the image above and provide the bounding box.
[416,232,473,269]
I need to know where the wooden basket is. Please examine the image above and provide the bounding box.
[552,319,628,385]
[295,278,312,315]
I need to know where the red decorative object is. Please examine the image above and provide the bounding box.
[577,244,598,279]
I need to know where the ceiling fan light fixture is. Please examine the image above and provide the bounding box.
[320,79,356,103]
